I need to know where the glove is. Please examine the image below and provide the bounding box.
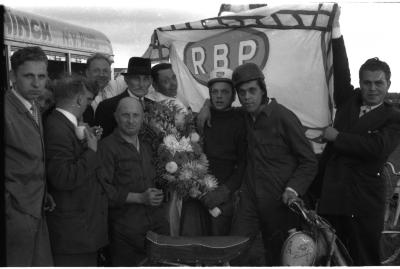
[201,185,230,209]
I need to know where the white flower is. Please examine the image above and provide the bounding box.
[202,175,218,191]
[179,168,193,181]
[189,132,200,143]
[177,137,193,152]
[165,161,178,173]
[163,134,179,154]
[189,187,202,198]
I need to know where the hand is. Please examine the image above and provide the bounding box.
[84,128,98,152]
[282,188,298,205]
[333,5,341,29]
[90,125,103,140]
[323,126,339,142]
[201,185,230,209]
[196,99,212,133]
[44,193,56,212]
[141,188,164,206]
[332,5,341,38]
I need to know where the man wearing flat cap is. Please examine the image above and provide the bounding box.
[94,57,155,139]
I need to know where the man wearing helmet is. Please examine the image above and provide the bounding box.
[180,68,247,236]
[228,63,317,266]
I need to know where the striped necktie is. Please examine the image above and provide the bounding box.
[31,102,40,125]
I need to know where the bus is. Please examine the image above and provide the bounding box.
[3,7,114,88]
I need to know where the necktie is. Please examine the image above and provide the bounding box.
[359,105,371,117]
[31,102,40,125]
[139,97,146,110]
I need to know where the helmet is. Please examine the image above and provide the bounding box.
[208,67,233,88]
[232,62,265,88]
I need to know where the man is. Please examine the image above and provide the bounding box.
[44,75,108,266]
[99,97,169,266]
[148,63,187,112]
[94,57,154,139]
[5,46,53,266]
[82,53,121,125]
[229,63,318,266]
[198,68,246,235]
[317,32,400,265]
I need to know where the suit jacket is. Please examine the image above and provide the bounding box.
[94,89,129,138]
[318,37,400,216]
[44,110,108,254]
[4,90,46,219]
[82,105,95,126]
[244,99,318,200]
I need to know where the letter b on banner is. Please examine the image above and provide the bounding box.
[184,28,269,86]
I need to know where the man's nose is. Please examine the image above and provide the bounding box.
[139,78,147,87]
[370,83,378,91]
[128,115,136,122]
[32,77,40,88]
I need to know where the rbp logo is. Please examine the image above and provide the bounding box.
[183,28,269,86]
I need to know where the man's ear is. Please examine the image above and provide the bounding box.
[76,94,83,107]
[387,80,391,90]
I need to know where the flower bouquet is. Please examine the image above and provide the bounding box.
[147,100,221,235]
[157,133,218,200]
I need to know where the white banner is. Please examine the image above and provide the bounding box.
[144,3,339,153]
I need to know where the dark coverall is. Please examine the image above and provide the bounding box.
[99,130,169,266]
[230,99,317,266]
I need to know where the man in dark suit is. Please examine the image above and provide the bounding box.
[229,63,318,266]
[82,53,112,126]
[94,57,155,139]
[317,32,400,265]
[44,75,108,266]
[5,46,54,266]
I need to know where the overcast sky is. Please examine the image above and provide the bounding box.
[4,0,400,92]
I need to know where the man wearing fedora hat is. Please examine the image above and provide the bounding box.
[94,57,156,140]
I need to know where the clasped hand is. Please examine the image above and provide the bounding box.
[142,188,164,206]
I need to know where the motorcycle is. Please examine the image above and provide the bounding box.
[281,198,352,266]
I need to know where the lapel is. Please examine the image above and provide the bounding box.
[6,91,46,174]
[7,90,42,132]
[348,103,387,134]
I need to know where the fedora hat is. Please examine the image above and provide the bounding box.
[121,57,151,76]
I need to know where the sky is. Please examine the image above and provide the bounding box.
[3,0,400,92]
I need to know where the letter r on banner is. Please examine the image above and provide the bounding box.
[192,47,206,75]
